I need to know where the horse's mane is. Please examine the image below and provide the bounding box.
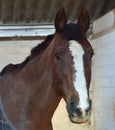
[0,34,54,76]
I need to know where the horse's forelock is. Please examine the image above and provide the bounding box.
[62,23,85,41]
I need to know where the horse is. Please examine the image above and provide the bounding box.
[0,7,94,130]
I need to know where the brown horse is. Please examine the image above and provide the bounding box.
[0,7,94,130]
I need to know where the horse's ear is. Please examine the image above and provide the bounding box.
[78,7,90,33]
[55,7,67,32]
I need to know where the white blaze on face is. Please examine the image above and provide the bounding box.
[69,40,89,114]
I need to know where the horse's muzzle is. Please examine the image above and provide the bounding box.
[66,98,92,124]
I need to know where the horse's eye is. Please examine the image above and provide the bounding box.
[91,51,94,57]
[55,52,61,60]
[84,50,93,66]
[88,50,94,60]
[88,53,92,61]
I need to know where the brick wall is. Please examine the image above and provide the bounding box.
[90,9,115,130]
[0,40,39,71]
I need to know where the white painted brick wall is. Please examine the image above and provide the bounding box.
[0,40,39,71]
[90,11,115,130]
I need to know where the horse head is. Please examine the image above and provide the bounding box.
[52,7,94,124]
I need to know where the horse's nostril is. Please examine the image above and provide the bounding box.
[86,107,90,113]
[68,101,82,117]
[76,108,82,116]
[89,99,92,105]
[69,101,77,112]
[86,99,92,113]
[89,99,92,109]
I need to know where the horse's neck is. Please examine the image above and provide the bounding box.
[0,42,61,130]
[19,38,56,94]
[15,42,61,129]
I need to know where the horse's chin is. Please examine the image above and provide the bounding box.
[68,114,89,124]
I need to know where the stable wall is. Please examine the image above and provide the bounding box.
[0,40,39,71]
[90,9,115,130]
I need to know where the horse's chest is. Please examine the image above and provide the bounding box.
[0,97,15,130]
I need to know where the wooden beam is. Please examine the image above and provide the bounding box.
[0,36,46,41]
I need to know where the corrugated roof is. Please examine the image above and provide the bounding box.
[0,0,115,25]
